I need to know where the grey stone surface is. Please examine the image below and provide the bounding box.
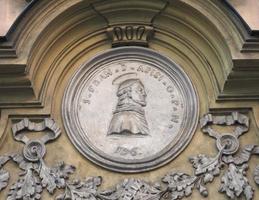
[62,47,199,172]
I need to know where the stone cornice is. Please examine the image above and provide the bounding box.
[0,0,258,108]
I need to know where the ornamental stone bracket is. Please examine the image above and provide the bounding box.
[0,112,258,200]
[107,25,154,47]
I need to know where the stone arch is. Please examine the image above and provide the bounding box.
[0,1,259,199]
[8,0,238,105]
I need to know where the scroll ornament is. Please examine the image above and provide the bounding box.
[0,112,258,200]
[107,25,154,47]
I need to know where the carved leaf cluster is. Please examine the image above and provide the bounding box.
[11,154,39,171]
[99,178,161,200]
[162,172,196,200]
[56,176,102,200]
[0,156,10,168]
[254,165,259,185]
[190,154,221,184]
[0,155,10,191]
[7,154,75,199]
[39,161,75,194]
[0,170,9,191]
[219,164,254,200]
[39,163,56,194]
[7,168,42,200]
[1,114,259,200]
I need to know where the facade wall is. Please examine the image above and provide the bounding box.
[0,1,259,199]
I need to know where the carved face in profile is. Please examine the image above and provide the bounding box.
[130,81,147,106]
[117,79,147,107]
[108,78,150,136]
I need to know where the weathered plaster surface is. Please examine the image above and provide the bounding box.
[227,0,259,32]
[0,0,28,36]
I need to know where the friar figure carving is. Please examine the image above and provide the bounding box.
[108,73,150,136]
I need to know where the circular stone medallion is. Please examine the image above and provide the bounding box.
[62,47,199,172]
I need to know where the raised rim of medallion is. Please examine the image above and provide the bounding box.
[62,47,199,173]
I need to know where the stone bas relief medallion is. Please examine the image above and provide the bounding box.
[62,47,199,172]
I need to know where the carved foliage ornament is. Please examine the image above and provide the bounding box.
[0,112,258,199]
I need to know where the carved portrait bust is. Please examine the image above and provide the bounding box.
[62,47,198,172]
[108,73,149,136]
